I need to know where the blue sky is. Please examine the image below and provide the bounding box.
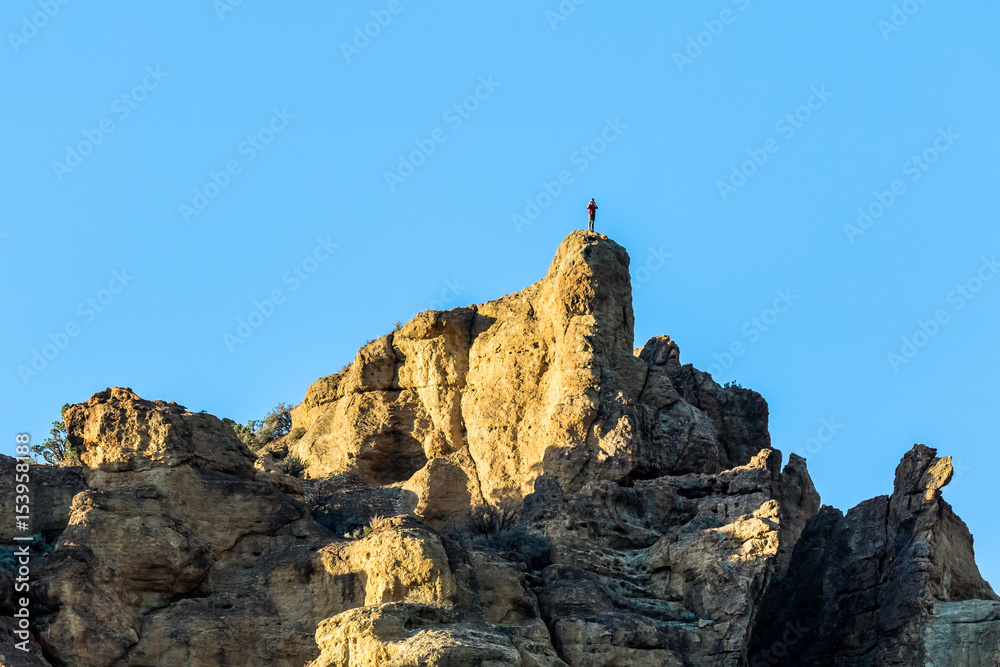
[2,2,998,586]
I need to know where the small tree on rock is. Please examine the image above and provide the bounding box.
[227,403,294,452]
[31,404,77,464]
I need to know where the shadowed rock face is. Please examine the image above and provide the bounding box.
[523,449,799,665]
[750,445,999,666]
[4,231,995,666]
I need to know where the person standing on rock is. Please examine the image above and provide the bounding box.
[586,199,598,232]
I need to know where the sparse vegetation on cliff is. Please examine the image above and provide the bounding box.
[30,403,77,464]
[461,500,551,570]
[275,452,305,476]
[226,402,293,452]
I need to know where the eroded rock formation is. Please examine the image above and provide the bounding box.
[288,232,771,513]
[749,445,999,666]
[1,231,995,666]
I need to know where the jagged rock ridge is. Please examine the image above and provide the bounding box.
[285,232,772,509]
[750,445,999,666]
[0,231,994,666]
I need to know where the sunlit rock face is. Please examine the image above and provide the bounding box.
[290,231,772,507]
[12,231,995,666]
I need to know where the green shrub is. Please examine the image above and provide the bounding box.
[471,526,550,570]
[363,514,394,536]
[30,404,78,464]
[462,499,550,569]
[468,500,520,536]
[226,402,294,452]
[276,453,305,477]
[226,419,256,448]
[260,403,293,439]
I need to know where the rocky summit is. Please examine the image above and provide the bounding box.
[2,230,997,666]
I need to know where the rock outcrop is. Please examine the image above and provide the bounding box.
[2,231,995,666]
[750,445,999,666]
[289,232,771,513]
[523,449,798,665]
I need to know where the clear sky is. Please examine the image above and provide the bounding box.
[2,2,998,586]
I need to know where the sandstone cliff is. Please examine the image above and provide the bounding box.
[1,231,996,666]
[286,232,771,507]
